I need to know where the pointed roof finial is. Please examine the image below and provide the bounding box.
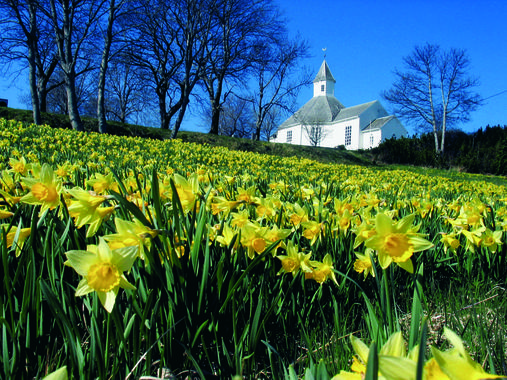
[322,47,327,59]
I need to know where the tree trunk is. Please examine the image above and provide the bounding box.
[65,71,85,131]
[28,48,41,125]
[27,1,41,125]
[97,0,116,134]
[170,98,189,139]
[208,79,223,135]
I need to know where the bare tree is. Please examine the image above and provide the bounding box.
[44,0,107,131]
[248,36,311,141]
[383,43,481,155]
[202,0,283,135]
[201,94,254,137]
[0,0,59,124]
[303,123,329,147]
[96,0,131,133]
[105,58,146,123]
[126,0,212,137]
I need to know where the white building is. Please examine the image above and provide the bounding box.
[272,60,407,149]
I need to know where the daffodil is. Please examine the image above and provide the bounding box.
[8,156,31,176]
[480,228,503,253]
[103,218,158,261]
[86,172,119,194]
[0,208,14,219]
[215,223,239,250]
[440,232,460,254]
[301,220,324,245]
[353,249,375,279]
[20,163,62,215]
[305,253,338,285]
[172,173,200,213]
[239,223,268,259]
[64,238,138,313]
[365,213,434,273]
[67,188,115,237]
[276,241,312,276]
[1,224,31,257]
[210,196,243,215]
[288,203,309,227]
[431,328,504,380]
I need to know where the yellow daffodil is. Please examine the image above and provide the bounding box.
[431,328,504,380]
[20,163,62,215]
[211,196,243,215]
[481,228,503,253]
[230,209,251,228]
[239,223,268,259]
[215,224,239,250]
[353,249,375,279]
[103,218,158,261]
[67,188,115,237]
[276,241,312,276]
[288,203,309,227]
[365,213,434,273]
[8,156,31,176]
[440,233,460,254]
[172,173,200,213]
[64,238,138,313]
[1,224,31,257]
[301,220,324,245]
[0,208,14,219]
[305,253,337,285]
[86,172,119,194]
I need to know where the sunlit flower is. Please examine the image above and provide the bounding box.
[365,213,434,273]
[431,328,504,380]
[20,163,63,215]
[64,238,138,313]
[1,224,31,257]
[67,188,115,237]
[440,232,460,254]
[301,220,324,245]
[353,249,375,279]
[305,254,337,285]
[103,218,158,261]
[276,241,312,276]
[239,223,268,259]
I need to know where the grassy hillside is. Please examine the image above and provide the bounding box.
[0,107,373,166]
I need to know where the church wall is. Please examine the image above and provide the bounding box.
[360,129,382,149]
[380,117,408,142]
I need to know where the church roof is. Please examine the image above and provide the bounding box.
[361,115,395,131]
[333,100,378,122]
[313,60,336,83]
[278,95,345,129]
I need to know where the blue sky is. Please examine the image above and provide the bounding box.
[275,0,507,134]
[1,0,506,135]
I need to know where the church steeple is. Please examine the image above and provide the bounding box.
[313,60,336,97]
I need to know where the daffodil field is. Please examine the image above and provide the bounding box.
[1,118,506,379]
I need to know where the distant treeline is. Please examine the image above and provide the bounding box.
[373,125,507,175]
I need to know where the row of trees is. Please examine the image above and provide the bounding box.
[0,0,311,139]
[373,125,507,175]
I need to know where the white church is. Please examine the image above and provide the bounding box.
[272,60,407,149]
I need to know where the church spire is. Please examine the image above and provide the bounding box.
[313,60,336,97]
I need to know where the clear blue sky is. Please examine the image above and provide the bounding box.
[1,0,506,135]
[275,0,507,134]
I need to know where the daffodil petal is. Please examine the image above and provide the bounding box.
[75,278,94,297]
[65,250,97,276]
